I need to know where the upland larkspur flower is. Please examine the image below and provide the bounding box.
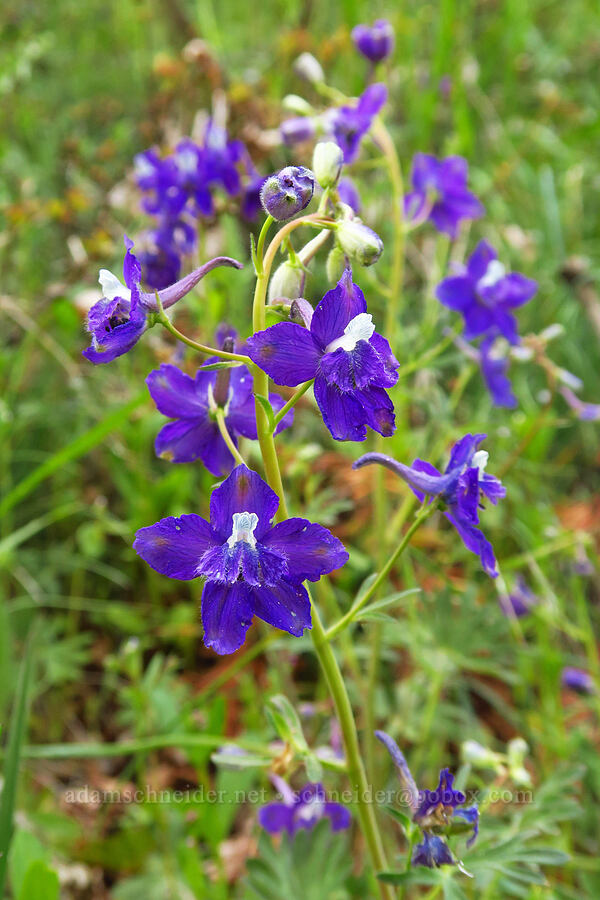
[146,348,293,476]
[351,20,395,63]
[247,269,399,441]
[134,465,348,654]
[500,576,538,618]
[258,776,351,837]
[405,154,484,238]
[436,240,537,344]
[82,237,243,364]
[561,666,595,695]
[329,84,387,163]
[354,434,505,576]
[260,166,315,220]
[376,730,478,868]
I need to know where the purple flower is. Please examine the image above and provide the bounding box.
[500,576,538,618]
[329,84,387,163]
[480,336,518,408]
[247,269,399,442]
[146,356,294,477]
[436,241,537,344]
[337,177,361,213]
[354,434,505,577]
[83,240,243,365]
[137,245,182,291]
[281,117,317,146]
[561,667,595,695]
[351,20,395,63]
[133,465,348,654]
[560,387,600,422]
[405,154,484,238]
[376,730,478,868]
[258,777,351,837]
[260,166,315,220]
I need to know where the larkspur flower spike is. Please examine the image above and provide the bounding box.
[354,434,505,577]
[133,465,348,654]
[260,166,315,221]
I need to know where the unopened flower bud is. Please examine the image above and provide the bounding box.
[326,246,346,283]
[268,260,304,304]
[293,52,324,85]
[351,20,395,63]
[461,740,505,773]
[312,141,344,189]
[282,94,315,115]
[260,166,315,221]
[336,219,383,266]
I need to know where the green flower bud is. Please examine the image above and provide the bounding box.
[336,219,384,267]
[312,141,344,189]
[268,260,304,304]
[326,245,346,284]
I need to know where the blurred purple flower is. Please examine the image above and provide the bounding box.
[351,20,395,63]
[436,240,537,344]
[337,177,361,213]
[134,465,348,654]
[405,154,484,238]
[258,777,351,837]
[562,667,595,695]
[329,84,387,163]
[560,387,600,422]
[480,336,518,408]
[500,576,538,618]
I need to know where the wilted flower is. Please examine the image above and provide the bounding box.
[83,237,242,364]
[134,466,348,654]
[247,269,399,441]
[561,667,595,695]
[258,776,351,837]
[436,240,537,344]
[146,343,294,477]
[405,154,484,238]
[261,166,315,220]
[376,731,478,868]
[351,19,395,63]
[354,434,505,576]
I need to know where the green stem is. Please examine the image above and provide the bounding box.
[397,326,461,380]
[154,292,252,364]
[272,380,314,430]
[215,409,247,466]
[325,502,438,642]
[251,217,395,899]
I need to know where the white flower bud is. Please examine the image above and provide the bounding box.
[268,260,304,304]
[312,141,344,189]
[282,94,315,115]
[336,219,383,267]
[293,52,324,85]
[326,246,346,283]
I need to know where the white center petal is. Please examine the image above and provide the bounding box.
[472,450,489,477]
[326,313,375,353]
[296,796,324,822]
[176,147,198,174]
[477,259,506,292]
[134,154,155,178]
[99,269,130,302]
[227,512,259,549]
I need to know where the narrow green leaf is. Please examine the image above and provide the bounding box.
[255,394,276,433]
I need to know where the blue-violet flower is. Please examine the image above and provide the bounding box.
[405,153,484,238]
[258,776,351,837]
[351,20,395,63]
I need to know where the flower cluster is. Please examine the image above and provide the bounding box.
[377,731,478,868]
[134,121,265,288]
[355,434,505,577]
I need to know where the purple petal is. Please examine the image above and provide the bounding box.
[310,269,367,349]
[324,802,352,831]
[198,426,237,478]
[155,418,218,466]
[435,276,476,312]
[313,377,367,441]
[263,518,349,582]
[146,364,209,418]
[375,730,419,811]
[353,385,396,437]
[480,341,517,409]
[134,514,216,580]
[249,580,312,637]
[406,458,445,502]
[246,323,320,386]
[357,82,388,116]
[210,465,279,541]
[258,802,295,835]
[319,340,393,392]
[369,332,400,378]
[454,806,479,847]
[446,433,486,472]
[445,512,498,577]
[462,304,497,340]
[353,453,453,496]
[466,240,497,281]
[494,273,538,308]
[410,153,438,192]
[201,581,255,655]
[123,235,141,289]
